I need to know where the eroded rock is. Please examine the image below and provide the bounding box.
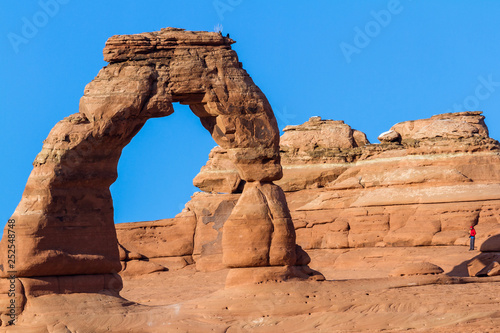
[0,28,303,318]
[391,111,489,140]
[116,112,500,276]
[222,182,297,268]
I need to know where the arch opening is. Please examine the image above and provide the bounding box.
[111,102,214,223]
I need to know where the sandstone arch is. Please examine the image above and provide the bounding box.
[0,29,305,300]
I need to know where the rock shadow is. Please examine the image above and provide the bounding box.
[447,258,473,277]
[448,233,500,277]
[480,233,500,252]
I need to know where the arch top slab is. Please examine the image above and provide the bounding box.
[100,27,283,181]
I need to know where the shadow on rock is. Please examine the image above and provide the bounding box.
[448,252,500,277]
[480,233,500,252]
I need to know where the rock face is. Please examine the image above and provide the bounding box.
[116,213,196,260]
[0,28,306,320]
[130,111,500,273]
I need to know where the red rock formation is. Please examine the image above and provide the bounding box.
[0,28,310,322]
[390,111,489,140]
[3,28,500,332]
[289,112,500,250]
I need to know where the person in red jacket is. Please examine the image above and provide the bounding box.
[469,226,476,251]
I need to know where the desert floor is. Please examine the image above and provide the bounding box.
[5,246,500,332]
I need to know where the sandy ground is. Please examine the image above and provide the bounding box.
[4,246,500,332]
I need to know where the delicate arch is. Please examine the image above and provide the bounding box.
[0,29,297,292]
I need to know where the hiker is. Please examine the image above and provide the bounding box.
[469,226,476,251]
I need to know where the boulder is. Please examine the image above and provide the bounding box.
[281,116,364,150]
[485,261,500,277]
[378,130,401,143]
[467,253,500,277]
[148,257,188,271]
[389,262,444,277]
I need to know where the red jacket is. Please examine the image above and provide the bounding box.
[470,229,476,237]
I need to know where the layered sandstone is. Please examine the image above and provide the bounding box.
[118,111,500,276]
[287,112,500,251]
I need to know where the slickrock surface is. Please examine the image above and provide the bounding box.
[3,247,500,332]
[389,262,444,277]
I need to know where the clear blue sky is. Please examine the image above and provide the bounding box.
[1,1,500,233]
